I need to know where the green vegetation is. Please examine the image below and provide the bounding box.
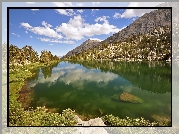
[63,26,171,62]
[9,61,78,126]
[9,44,78,126]
[102,115,163,126]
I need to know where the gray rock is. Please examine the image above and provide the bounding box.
[74,115,106,126]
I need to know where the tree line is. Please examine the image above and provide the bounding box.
[9,44,59,65]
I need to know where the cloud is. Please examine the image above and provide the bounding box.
[92,9,99,11]
[31,9,39,11]
[52,2,74,16]
[49,44,53,46]
[95,16,110,24]
[89,38,102,42]
[12,33,20,37]
[30,36,33,38]
[92,2,100,5]
[20,21,63,39]
[76,3,83,7]
[26,2,35,4]
[77,9,83,13]
[128,2,164,7]
[116,2,164,19]
[113,12,121,19]
[42,21,53,28]
[55,15,120,41]
[55,9,74,16]
[38,37,74,44]
[25,31,28,34]
[20,23,32,29]
[91,9,99,16]
[52,2,73,7]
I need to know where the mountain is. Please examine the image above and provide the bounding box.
[62,39,101,58]
[156,2,179,61]
[63,9,171,61]
[101,9,171,44]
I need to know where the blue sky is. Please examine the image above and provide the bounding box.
[4,2,164,56]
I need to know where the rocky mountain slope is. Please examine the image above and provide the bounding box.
[101,9,171,44]
[63,39,101,58]
[157,2,179,61]
[63,9,171,61]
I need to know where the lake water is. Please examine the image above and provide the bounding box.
[23,60,171,122]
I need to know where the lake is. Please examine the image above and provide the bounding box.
[22,60,171,122]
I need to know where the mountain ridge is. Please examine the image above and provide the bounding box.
[63,8,171,61]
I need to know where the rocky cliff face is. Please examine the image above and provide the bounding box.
[63,39,101,58]
[102,9,171,44]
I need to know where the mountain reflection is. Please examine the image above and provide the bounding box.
[68,60,171,94]
[29,60,171,94]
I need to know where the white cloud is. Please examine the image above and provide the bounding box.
[118,2,164,19]
[76,3,83,7]
[31,9,39,11]
[52,2,74,16]
[127,2,164,7]
[38,37,74,44]
[92,2,100,5]
[26,2,35,4]
[77,9,83,14]
[92,9,99,11]
[113,9,157,19]
[55,9,74,16]
[25,31,28,34]
[49,44,53,46]
[89,38,102,42]
[12,33,20,37]
[113,12,121,19]
[20,23,32,29]
[55,15,120,41]
[42,21,53,28]
[20,21,63,39]
[91,9,99,16]
[52,2,73,7]
[95,16,110,24]
[30,36,33,38]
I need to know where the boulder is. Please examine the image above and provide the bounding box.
[151,114,171,126]
[119,92,143,103]
[74,115,106,126]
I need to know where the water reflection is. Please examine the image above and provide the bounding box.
[28,60,171,121]
[41,62,59,79]
[68,60,171,94]
[59,68,118,90]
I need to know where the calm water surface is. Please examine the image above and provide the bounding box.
[26,60,171,121]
